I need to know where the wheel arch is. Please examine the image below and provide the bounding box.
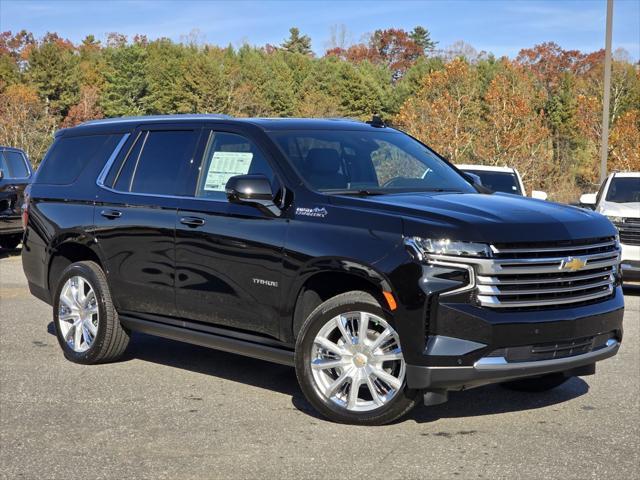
[47,237,106,295]
[288,259,394,341]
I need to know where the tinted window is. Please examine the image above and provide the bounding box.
[36,134,120,185]
[113,130,198,195]
[1,150,30,178]
[605,177,640,203]
[463,170,522,195]
[113,133,145,192]
[271,130,474,193]
[195,131,274,199]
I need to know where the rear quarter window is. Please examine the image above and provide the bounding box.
[35,134,121,185]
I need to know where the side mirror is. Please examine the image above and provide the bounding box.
[579,193,597,209]
[531,190,548,201]
[463,172,482,186]
[0,169,4,180]
[225,174,281,217]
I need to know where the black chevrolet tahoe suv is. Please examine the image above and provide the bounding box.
[1,146,32,249]
[22,115,624,425]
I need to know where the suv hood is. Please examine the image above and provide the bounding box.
[598,200,640,218]
[333,192,616,244]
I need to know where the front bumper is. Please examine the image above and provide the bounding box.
[402,284,624,391]
[620,243,640,281]
[407,338,619,390]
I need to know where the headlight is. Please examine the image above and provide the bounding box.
[606,215,623,224]
[406,237,491,259]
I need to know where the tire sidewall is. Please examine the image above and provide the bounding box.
[52,262,110,364]
[295,294,418,425]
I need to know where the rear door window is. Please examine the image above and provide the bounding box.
[111,130,199,196]
[36,134,121,185]
[0,150,30,178]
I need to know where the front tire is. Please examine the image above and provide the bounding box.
[501,373,569,392]
[53,261,130,364]
[295,291,420,425]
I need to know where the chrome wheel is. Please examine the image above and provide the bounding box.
[310,311,405,412]
[58,276,99,353]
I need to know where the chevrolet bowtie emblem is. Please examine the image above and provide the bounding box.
[560,257,587,272]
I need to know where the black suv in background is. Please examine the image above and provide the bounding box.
[22,115,623,425]
[1,146,32,250]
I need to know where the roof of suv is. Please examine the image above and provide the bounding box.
[75,115,386,132]
[611,171,640,178]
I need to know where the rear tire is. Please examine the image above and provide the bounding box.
[0,234,21,249]
[295,291,420,425]
[501,373,569,392]
[53,261,130,364]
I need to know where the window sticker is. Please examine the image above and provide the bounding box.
[204,151,253,191]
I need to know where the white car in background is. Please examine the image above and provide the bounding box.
[456,165,548,200]
[581,172,640,282]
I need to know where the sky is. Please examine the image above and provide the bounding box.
[1,0,639,60]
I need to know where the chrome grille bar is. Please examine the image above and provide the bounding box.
[490,239,617,254]
[478,286,614,308]
[477,277,614,296]
[476,267,615,285]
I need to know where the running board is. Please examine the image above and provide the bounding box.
[120,315,295,366]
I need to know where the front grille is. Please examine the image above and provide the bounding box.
[486,332,615,362]
[613,218,640,246]
[475,237,619,310]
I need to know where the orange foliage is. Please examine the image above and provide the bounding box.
[61,85,103,127]
[610,109,640,172]
[476,61,551,187]
[0,84,56,162]
[394,59,480,163]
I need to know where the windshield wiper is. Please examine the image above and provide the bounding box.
[328,189,387,196]
[419,188,462,193]
[327,188,463,196]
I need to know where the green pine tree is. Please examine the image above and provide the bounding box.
[281,28,313,56]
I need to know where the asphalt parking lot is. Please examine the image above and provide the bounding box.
[1,249,638,480]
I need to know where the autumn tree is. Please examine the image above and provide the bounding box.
[610,109,640,172]
[475,60,552,191]
[61,85,103,127]
[574,61,640,183]
[325,26,433,81]
[395,59,481,163]
[0,84,56,164]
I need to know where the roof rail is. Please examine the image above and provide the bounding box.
[80,113,233,126]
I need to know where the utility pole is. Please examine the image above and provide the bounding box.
[600,0,614,184]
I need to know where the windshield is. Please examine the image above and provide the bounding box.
[270,130,475,194]
[462,169,522,195]
[605,177,640,203]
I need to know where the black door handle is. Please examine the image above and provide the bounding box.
[180,216,206,227]
[100,209,122,219]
